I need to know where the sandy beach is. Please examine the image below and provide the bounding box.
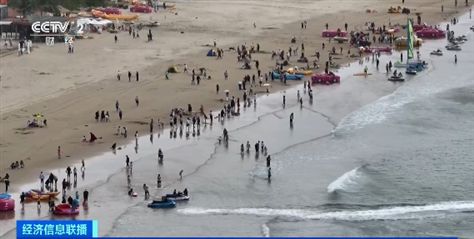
[1,0,473,236]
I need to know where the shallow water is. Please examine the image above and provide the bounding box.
[2,13,474,238]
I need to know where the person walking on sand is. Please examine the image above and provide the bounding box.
[57,146,61,159]
[39,171,45,188]
[114,35,118,43]
[128,71,132,82]
[455,54,458,64]
[283,95,286,107]
[135,96,139,107]
[150,118,154,133]
[266,155,271,167]
[224,70,228,80]
[117,71,121,81]
[136,71,139,82]
[119,109,123,120]
[179,170,184,179]
[216,84,220,94]
[4,176,10,192]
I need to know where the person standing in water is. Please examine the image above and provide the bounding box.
[282,95,286,107]
[455,54,458,64]
[83,190,89,204]
[267,167,272,180]
[290,113,294,126]
[143,184,150,199]
[266,155,271,167]
[157,174,162,188]
[158,149,164,162]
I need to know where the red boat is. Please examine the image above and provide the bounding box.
[311,72,340,85]
[53,203,79,216]
[130,5,153,13]
[98,7,121,15]
[413,24,431,32]
[322,30,348,38]
[0,198,15,211]
[416,28,445,39]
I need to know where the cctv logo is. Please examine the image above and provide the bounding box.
[31,21,70,34]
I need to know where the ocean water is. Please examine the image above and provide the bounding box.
[108,15,474,237]
[2,13,474,238]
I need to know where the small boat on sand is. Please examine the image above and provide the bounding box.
[53,203,79,216]
[430,49,443,56]
[311,72,340,85]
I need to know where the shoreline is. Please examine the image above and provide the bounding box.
[1,0,470,194]
[1,1,472,235]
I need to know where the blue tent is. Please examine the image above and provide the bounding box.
[207,50,216,57]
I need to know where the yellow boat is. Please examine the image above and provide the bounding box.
[395,36,423,48]
[92,9,139,21]
[286,68,313,75]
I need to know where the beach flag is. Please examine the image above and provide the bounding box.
[407,19,414,60]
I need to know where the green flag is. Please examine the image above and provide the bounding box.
[407,19,414,60]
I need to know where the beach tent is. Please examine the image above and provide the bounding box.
[89,133,97,143]
[167,66,179,73]
[206,49,216,57]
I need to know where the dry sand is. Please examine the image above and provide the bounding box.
[0,0,470,190]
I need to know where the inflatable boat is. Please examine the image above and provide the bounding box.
[311,73,340,85]
[395,36,423,48]
[416,28,446,39]
[0,194,14,211]
[53,203,79,216]
[445,44,461,51]
[333,36,349,43]
[148,199,176,209]
[92,9,138,21]
[286,68,313,75]
[388,75,405,82]
[405,68,417,75]
[165,194,190,201]
[322,30,348,38]
[430,49,443,56]
[272,71,304,80]
[25,190,60,202]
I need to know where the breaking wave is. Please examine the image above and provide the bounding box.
[327,167,361,193]
[178,201,474,221]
